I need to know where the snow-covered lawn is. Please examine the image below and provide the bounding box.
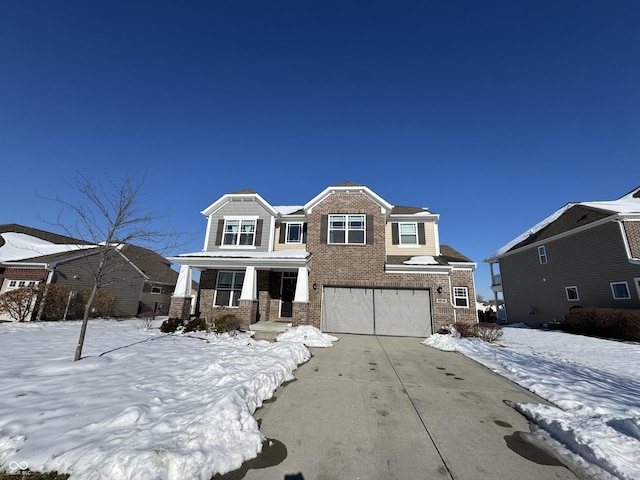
[0,319,336,479]
[424,324,640,480]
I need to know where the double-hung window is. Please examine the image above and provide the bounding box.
[453,287,469,307]
[215,271,245,307]
[538,246,548,264]
[399,222,418,245]
[329,214,365,244]
[286,223,303,244]
[223,219,256,246]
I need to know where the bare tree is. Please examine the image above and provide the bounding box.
[51,173,180,361]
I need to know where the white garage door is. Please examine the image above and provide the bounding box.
[321,286,432,337]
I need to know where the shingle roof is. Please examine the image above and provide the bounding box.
[386,245,473,266]
[0,224,91,247]
[390,205,431,214]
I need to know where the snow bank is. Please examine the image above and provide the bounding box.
[0,320,310,479]
[276,325,339,347]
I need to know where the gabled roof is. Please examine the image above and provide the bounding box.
[201,191,280,217]
[0,225,178,285]
[304,183,394,214]
[485,186,640,262]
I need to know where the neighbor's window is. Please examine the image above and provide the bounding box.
[286,223,303,244]
[329,214,365,244]
[538,245,548,264]
[565,286,579,301]
[399,222,418,245]
[223,219,256,246]
[214,271,245,306]
[151,286,162,294]
[611,282,631,300]
[453,287,469,307]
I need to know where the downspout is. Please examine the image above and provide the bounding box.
[448,272,457,324]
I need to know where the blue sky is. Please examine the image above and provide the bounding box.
[1,1,639,299]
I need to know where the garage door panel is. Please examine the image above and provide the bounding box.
[374,288,432,337]
[322,287,374,334]
[322,286,432,337]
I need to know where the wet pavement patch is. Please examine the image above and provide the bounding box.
[504,432,564,466]
[213,438,287,479]
[494,420,512,428]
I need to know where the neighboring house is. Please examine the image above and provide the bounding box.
[484,187,640,326]
[169,183,478,337]
[0,224,179,321]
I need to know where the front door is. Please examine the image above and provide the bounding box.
[280,273,296,318]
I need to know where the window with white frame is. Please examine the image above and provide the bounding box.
[538,245,548,264]
[214,271,245,306]
[223,219,256,246]
[329,214,365,244]
[150,286,162,294]
[453,287,469,307]
[399,222,418,245]
[610,282,631,300]
[565,286,579,301]
[286,223,303,244]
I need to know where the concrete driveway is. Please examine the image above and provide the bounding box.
[219,334,577,480]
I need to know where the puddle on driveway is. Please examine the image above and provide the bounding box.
[213,438,287,479]
[504,432,564,466]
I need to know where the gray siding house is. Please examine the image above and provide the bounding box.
[169,184,478,337]
[0,224,179,320]
[485,187,640,326]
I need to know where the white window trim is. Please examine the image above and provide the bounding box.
[222,217,258,248]
[150,286,162,295]
[285,222,303,244]
[453,287,469,308]
[398,222,418,246]
[565,286,579,301]
[328,214,366,245]
[610,281,631,300]
[538,245,548,264]
[214,271,245,307]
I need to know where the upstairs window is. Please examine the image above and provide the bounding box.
[399,222,418,245]
[223,219,256,246]
[150,286,163,294]
[329,214,365,244]
[453,287,469,307]
[286,223,303,244]
[215,271,245,306]
[538,245,548,264]
[611,282,631,300]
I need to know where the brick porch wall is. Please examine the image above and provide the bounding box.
[168,296,191,320]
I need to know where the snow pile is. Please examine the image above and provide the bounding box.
[0,320,310,479]
[423,325,640,479]
[277,325,339,347]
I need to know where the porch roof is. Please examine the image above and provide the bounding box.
[168,249,310,269]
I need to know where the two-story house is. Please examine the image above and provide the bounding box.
[484,186,640,326]
[169,183,477,337]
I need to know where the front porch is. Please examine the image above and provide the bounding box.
[169,251,310,330]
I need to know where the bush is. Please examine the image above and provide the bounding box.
[477,322,504,343]
[453,322,479,338]
[213,314,242,333]
[565,307,640,342]
[183,317,210,333]
[160,317,184,333]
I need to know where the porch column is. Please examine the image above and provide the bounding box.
[174,265,192,297]
[240,266,257,300]
[294,266,308,302]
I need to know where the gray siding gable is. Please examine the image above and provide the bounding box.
[205,200,274,252]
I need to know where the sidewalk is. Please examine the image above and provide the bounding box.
[223,334,577,480]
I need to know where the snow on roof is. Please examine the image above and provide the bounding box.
[274,205,304,215]
[176,249,309,259]
[403,255,440,265]
[485,187,640,262]
[0,232,94,263]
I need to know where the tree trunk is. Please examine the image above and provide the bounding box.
[74,284,99,361]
